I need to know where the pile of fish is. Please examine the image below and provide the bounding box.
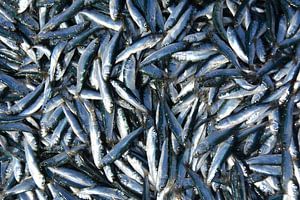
[1,0,300,199]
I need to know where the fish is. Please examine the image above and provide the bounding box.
[0,1,299,199]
